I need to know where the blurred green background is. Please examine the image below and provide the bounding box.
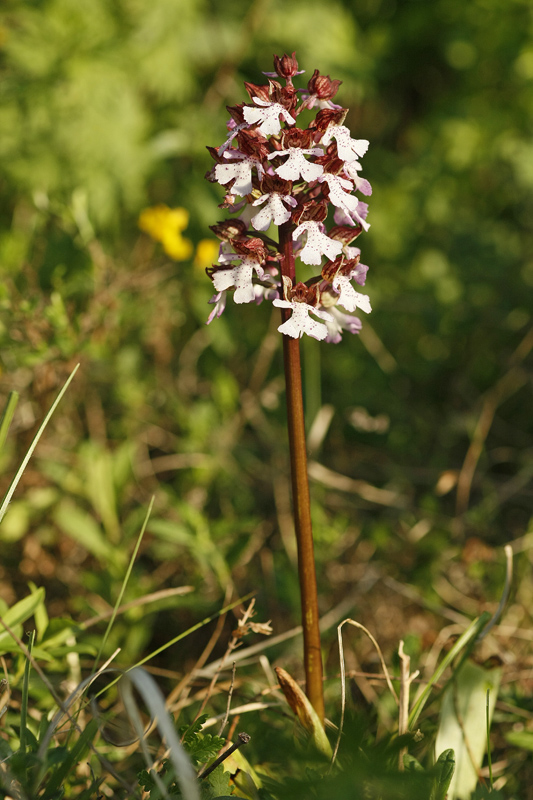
[0,0,532,726]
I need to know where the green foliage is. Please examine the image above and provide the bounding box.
[180,715,226,766]
[0,711,102,799]
[137,715,230,799]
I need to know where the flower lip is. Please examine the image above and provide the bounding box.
[243,100,296,137]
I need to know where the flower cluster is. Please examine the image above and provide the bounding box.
[205,53,371,342]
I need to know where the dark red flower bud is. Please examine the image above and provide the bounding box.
[327,225,363,244]
[314,150,345,174]
[259,174,294,195]
[278,85,299,114]
[304,280,323,308]
[307,69,342,100]
[291,200,328,226]
[237,128,270,159]
[232,237,269,263]
[244,82,271,103]
[210,219,248,241]
[310,107,347,134]
[244,80,282,104]
[320,256,347,283]
[273,52,300,80]
[279,127,313,149]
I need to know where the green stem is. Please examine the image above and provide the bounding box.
[278,221,325,723]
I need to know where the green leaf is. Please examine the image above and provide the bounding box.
[138,769,157,790]
[53,499,116,562]
[207,765,232,798]
[0,587,45,653]
[430,748,455,800]
[180,713,210,745]
[188,733,226,765]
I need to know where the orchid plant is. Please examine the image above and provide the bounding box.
[205,53,372,725]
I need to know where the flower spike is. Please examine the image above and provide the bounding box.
[205,53,371,343]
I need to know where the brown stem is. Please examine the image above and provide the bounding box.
[278,221,325,723]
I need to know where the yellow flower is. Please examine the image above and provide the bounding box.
[138,204,193,261]
[194,239,219,270]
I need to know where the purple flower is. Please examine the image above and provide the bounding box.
[206,291,227,324]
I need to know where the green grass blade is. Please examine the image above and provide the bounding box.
[41,718,99,799]
[20,631,35,755]
[92,496,155,673]
[0,391,18,453]
[0,364,79,525]
[408,612,491,729]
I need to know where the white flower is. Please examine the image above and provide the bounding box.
[251,192,297,231]
[332,275,372,314]
[268,147,324,181]
[243,98,295,136]
[292,221,343,266]
[321,125,369,164]
[318,173,359,213]
[273,299,333,340]
[212,257,265,304]
[215,156,264,196]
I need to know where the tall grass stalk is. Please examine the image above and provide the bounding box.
[92,496,155,673]
[0,364,79,525]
